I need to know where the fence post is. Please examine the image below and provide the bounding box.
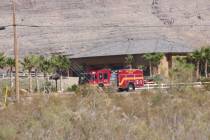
[4,86,8,108]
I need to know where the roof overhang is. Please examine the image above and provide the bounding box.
[65,39,194,59]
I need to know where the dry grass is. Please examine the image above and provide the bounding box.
[0,86,210,140]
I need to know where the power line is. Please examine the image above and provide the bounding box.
[2,24,210,28]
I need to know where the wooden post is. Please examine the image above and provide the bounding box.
[12,0,20,103]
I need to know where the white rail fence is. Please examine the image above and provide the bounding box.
[137,82,210,90]
[0,73,45,79]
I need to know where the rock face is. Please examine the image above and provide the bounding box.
[0,0,210,56]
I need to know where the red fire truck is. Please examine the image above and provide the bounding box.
[117,69,144,91]
[79,69,144,91]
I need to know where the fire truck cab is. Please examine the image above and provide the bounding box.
[79,69,111,87]
[87,69,111,87]
[79,69,144,91]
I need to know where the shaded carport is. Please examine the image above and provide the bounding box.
[65,39,193,76]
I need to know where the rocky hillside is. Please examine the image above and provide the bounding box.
[0,0,210,56]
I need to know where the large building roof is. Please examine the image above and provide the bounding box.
[0,0,210,57]
[65,39,193,58]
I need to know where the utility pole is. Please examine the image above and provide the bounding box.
[12,0,20,103]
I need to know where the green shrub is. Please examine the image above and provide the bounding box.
[40,81,56,93]
[201,78,210,91]
[67,84,78,92]
[152,75,164,83]
[169,59,194,83]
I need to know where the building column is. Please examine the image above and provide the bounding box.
[158,54,172,77]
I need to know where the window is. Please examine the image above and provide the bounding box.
[99,73,103,80]
[104,73,108,79]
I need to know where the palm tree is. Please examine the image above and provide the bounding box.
[0,53,5,69]
[143,53,164,76]
[187,47,210,79]
[143,53,153,76]
[125,54,134,69]
[31,55,41,92]
[151,53,164,75]
[6,57,15,88]
[0,53,6,81]
[188,50,202,79]
[51,55,70,92]
[39,56,53,81]
[201,47,210,78]
[21,55,38,93]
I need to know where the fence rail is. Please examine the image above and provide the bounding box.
[136,82,210,90]
[0,73,45,79]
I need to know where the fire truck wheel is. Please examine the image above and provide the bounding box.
[118,88,124,92]
[98,83,104,88]
[127,83,135,92]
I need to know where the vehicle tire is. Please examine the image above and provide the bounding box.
[98,83,104,88]
[118,88,124,92]
[127,83,135,92]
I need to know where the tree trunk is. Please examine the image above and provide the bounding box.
[55,80,58,92]
[35,69,39,93]
[60,73,63,93]
[68,70,70,77]
[205,59,208,78]
[149,61,152,77]
[154,66,158,75]
[29,70,32,94]
[10,67,13,89]
[45,73,49,82]
[43,73,49,93]
[44,73,47,82]
[196,61,200,80]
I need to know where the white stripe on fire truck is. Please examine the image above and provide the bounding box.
[119,77,144,86]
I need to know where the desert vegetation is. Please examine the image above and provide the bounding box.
[0,86,210,140]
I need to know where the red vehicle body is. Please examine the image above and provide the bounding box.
[86,69,112,87]
[79,69,144,91]
[117,69,144,91]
